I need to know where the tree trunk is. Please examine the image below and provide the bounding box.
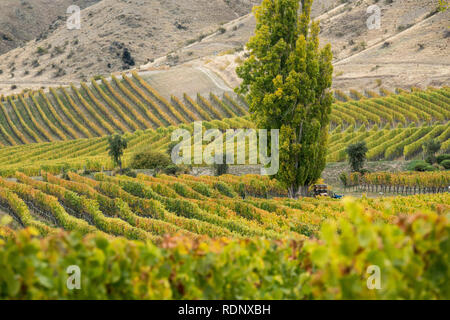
[288,185,309,198]
[288,185,297,199]
[299,185,309,197]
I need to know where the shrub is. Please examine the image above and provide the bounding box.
[359,168,371,175]
[437,154,450,164]
[36,47,47,55]
[130,150,171,170]
[122,48,135,66]
[163,164,188,176]
[121,167,137,178]
[423,139,441,164]
[407,160,435,172]
[339,172,348,187]
[346,141,368,173]
[441,160,450,170]
[425,155,436,165]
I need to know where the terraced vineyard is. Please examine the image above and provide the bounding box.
[0,119,448,177]
[344,171,450,194]
[1,171,448,240]
[0,77,448,176]
[0,71,249,146]
[0,83,448,298]
[0,76,448,148]
[1,171,448,299]
[327,121,450,162]
[332,87,450,127]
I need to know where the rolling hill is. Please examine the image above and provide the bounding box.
[144,0,449,91]
[0,74,448,176]
[2,0,448,96]
[0,0,259,94]
[0,0,100,55]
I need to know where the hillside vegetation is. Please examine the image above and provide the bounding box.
[0,76,448,176]
[1,171,449,299]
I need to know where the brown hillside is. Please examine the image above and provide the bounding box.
[0,0,100,55]
[0,0,259,94]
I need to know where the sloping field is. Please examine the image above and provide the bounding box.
[1,171,449,240]
[0,73,448,148]
[1,171,448,299]
[0,71,248,146]
[138,66,234,99]
[0,115,448,177]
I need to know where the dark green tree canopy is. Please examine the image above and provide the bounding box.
[237,0,333,197]
[107,134,128,170]
[423,139,441,164]
[346,141,368,173]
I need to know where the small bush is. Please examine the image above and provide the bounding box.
[163,164,181,175]
[339,172,348,187]
[53,46,64,55]
[36,47,47,55]
[197,34,207,42]
[121,167,137,178]
[441,160,450,170]
[122,48,135,66]
[407,160,435,172]
[163,164,190,176]
[437,154,450,164]
[130,150,171,170]
[214,154,229,176]
[53,68,66,78]
[423,139,441,164]
[35,68,45,76]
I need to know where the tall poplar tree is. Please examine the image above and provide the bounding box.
[236,0,333,197]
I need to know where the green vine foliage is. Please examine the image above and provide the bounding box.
[1,198,448,299]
